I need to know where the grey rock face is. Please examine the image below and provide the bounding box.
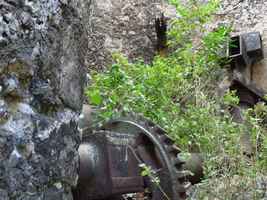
[216,0,267,34]
[87,0,177,71]
[0,0,90,199]
[215,0,267,92]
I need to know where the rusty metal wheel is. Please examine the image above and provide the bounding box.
[101,117,187,200]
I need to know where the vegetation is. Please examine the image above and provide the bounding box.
[86,0,267,198]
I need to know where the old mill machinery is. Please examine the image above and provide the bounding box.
[72,15,264,200]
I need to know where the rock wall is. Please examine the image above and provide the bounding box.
[87,0,176,71]
[0,0,90,199]
[216,0,267,92]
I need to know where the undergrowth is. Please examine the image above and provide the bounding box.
[86,0,267,196]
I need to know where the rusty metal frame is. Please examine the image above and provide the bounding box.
[228,32,264,68]
[73,118,187,200]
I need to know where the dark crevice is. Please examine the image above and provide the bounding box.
[2,32,8,38]
[3,16,10,24]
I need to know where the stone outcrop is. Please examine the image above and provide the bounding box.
[188,1,267,199]
[86,0,176,71]
[215,0,267,92]
[0,0,90,199]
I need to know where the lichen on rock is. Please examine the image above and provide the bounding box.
[0,0,90,199]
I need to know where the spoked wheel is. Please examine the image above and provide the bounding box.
[101,117,187,200]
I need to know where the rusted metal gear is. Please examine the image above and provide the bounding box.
[73,116,187,200]
[100,117,187,200]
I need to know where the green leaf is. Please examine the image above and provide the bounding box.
[89,90,102,105]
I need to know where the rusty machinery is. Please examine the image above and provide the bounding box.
[227,32,265,157]
[72,116,189,200]
[72,23,265,200]
[228,32,263,68]
[228,32,265,116]
[71,15,205,200]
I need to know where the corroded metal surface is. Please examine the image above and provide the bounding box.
[227,32,265,158]
[73,117,187,200]
[229,32,263,69]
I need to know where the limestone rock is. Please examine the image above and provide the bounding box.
[87,0,177,71]
[0,0,90,199]
[216,0,267,92]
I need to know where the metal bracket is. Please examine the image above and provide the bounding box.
[243,32,264,63]
[228,32,264,68]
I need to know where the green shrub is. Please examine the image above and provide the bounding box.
[86,0,267,179]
